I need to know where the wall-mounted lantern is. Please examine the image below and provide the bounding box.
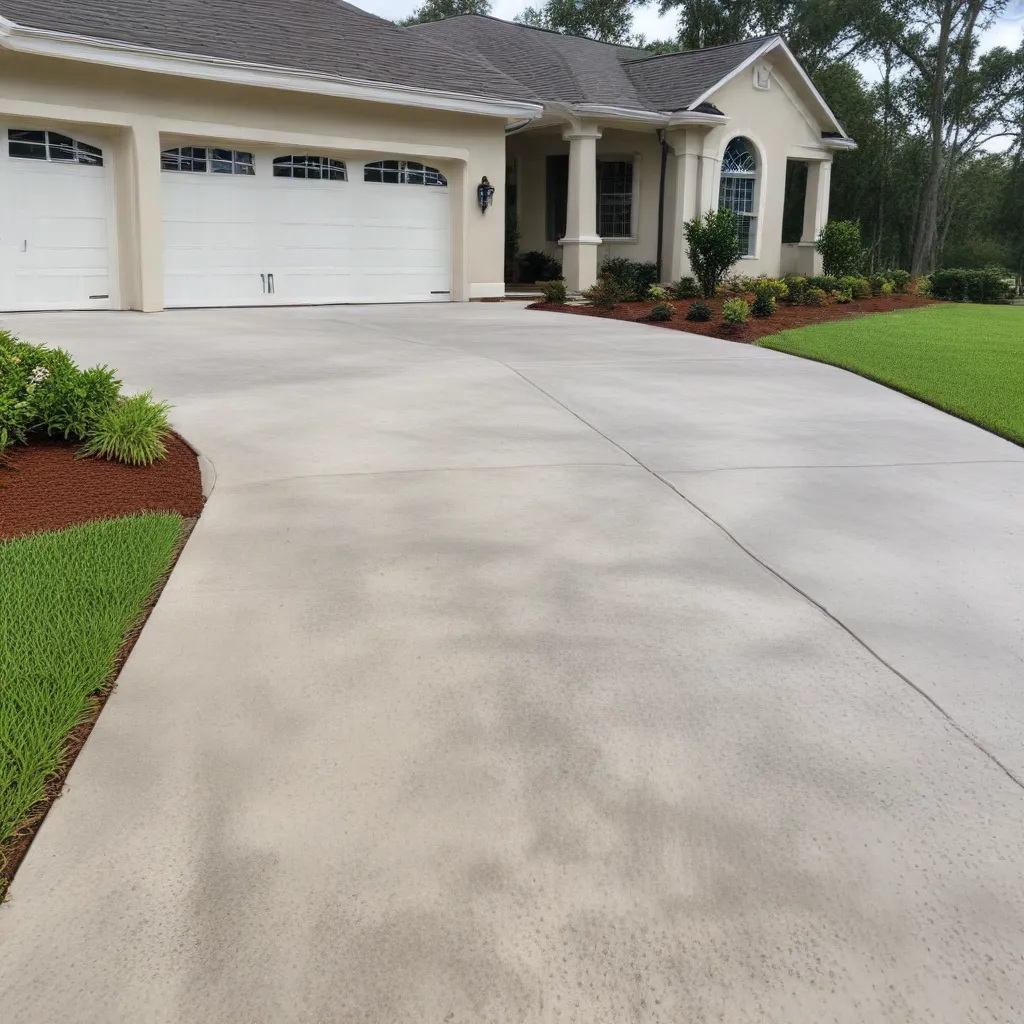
[477,176,495,212]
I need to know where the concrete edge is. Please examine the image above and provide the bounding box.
[174,430,217,500]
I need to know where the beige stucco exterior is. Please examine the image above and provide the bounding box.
[508,55,840,289]
[0,50,515,309]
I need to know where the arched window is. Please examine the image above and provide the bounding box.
[718,137,757,256]
[9,129,103,166]
[363,159,447,186]
[161,147,254,175]
[273,155,347,180]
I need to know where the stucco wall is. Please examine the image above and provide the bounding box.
[508,125,663,277]
[0,51,510,308]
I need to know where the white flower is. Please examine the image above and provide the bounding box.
[28,365,51,384]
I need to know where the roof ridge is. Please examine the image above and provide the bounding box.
[407,12,643,52]
[621,33,778,66]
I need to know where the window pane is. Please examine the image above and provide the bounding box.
[597,160,633,237]
[211,158,233,174]
[9,129,47,160]
[48,132,76,160]
[76,142,103,166]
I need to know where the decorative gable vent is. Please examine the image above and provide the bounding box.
[753,63,772,90]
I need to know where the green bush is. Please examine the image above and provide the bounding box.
[80,392,172,466]
[671,277,699,299]
[684,208,741,298]
[685,301,712,322]
[869,273,890,296]
[806,287,827,307]
[599,257,660,301]
[583,275,624,309]
[722,297,750,325]
[880,281,894,297]
[815,220,863,278]
[540,280,567,304]
[647,285,668,301]
[751,286,776,318]
[644,302,675,322]
[783,276,807,304]
[518,250,562,283]
[891,269,912,294]
[834,288,853,304]
[759,278,789,300]
[807,275,839,294]
[839,275,871,299]
[928,267,1013,303]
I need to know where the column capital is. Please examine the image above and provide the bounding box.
[561,123,602,143]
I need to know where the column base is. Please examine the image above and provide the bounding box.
[559,235,602,293]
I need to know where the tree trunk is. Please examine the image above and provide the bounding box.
[911,3,954,275]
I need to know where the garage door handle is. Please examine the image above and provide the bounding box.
[260,273,266,293]
[268,273,275,294]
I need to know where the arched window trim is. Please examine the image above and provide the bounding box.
[273,155,347,181]
[161,147,255,175]
[363,159,447,187]
[8,128,103,166]
[718,136,760,257]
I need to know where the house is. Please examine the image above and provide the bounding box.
[0,2,852,313]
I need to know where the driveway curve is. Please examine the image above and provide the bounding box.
[1,304,1022,1023]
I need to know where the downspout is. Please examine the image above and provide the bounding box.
[656,129,668,282]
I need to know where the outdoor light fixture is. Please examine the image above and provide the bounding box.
[477,176,495,211]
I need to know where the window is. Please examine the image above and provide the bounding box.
[597,160,633,238]
[363,159,447,186]
[273,155,347,180]
[718,137,758,256]
[161,147,255,175]
[9,129,103,166]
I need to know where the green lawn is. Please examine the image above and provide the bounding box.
[0,514,181,866]
[758,304,1024,445]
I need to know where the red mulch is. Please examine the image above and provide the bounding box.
[0,431,204,540]
[529,292,938,342]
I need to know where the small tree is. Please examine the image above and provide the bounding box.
[815,220,863,278]
[400,0,490,25]
[684,208,741,298]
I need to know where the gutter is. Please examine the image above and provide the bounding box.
[0,17,543,121]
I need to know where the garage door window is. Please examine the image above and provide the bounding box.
[8,129,103,166]
[272,155,347,181]
[161,147,255,175]
[363,160,447,186]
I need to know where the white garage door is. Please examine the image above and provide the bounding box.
[161,147,451,308]
[0,128,112,312]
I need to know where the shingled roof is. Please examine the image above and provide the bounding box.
[0,0,539,103]
[409,16,778,114]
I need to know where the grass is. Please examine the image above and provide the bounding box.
[757,303,1024,445]
[0,514,181,865]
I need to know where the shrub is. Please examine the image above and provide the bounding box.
[722,297,750,325]
[840,275,871,299]
[807,275,839,294]
[685,301,712,322]
[644,302,675,322]
[518,250,562,283]
[891,269,912,293]
[815,220,863,278]
[647,285,668,301]
[805,287,827,306]
[684,207,741,298]
[928,267,1013,303]
[783,275,807,304]
[81,392,172,466]
[834,288,853,303]
[720,274,749,295]
[760,278,789,300]
[671,277,699,299]
[540,280,567,304]
[583,275,624,309]
[751,286,775,318]
[917,276,933,297]
[869,273,889,296]
[880,281,894,297]
[597,258,660,301]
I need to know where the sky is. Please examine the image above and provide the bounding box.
[360,0,1024,63]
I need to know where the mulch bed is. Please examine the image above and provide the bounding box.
[0,431,204,540]
[0,433,203,899]
[529,292,937,342]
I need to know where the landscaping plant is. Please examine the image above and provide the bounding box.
[869,273,890,296]
[685,301,712,322]
[815,220,863,278]
[518,250,562,283]
[783,275,807,304]
[751,286,776,318]
[807,276,838,294]
[647,285,668,301]
[583,275,624,310]
[599,257,660,301]
[644,302,675,322]
[928,267,1013,303]
[540,279,567,304]
[722,297,750,325]
[880,282,894,296]
[806,287,827,307]
[684,208,741,298]
[79,392,173,467]
[671,277,699,300]
[891,270,912,294]
[835,288,853,303]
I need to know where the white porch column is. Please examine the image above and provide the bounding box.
[559,122,601,293]
[800,158,833,275]
[663,128,706,281]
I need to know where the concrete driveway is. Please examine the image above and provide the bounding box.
[1,304,1022,1023]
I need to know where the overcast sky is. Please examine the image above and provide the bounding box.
[363,0,1024,69]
